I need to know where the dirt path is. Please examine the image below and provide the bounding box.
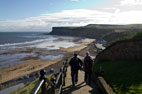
[62,67,100,94]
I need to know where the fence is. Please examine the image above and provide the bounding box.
[32,59,68,94]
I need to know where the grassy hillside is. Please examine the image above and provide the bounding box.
[117,31,142,41]
[10,80,38,94]
[94,60,142,94]
[85,24,142,29]
[10,75,54,94]
[94,31,142,94]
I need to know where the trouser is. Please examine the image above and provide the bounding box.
[84,70,92,84]
[71,70,78,84]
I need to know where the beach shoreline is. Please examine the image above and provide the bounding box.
[0,38,95,83]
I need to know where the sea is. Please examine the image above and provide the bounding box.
[0,32,80,69]
[0,32,83,93]
[0,32,47,44]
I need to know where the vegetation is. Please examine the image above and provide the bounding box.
[133,31,142,39]
[10,79,38,94]
[10,74,54,94]
[117,36,132,41]
[117,31,142,41]
[94,60,142,94]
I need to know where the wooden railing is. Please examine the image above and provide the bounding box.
[55,60,68,94]
[33,80,44,94]
[32,59,68,94]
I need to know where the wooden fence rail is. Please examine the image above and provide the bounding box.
[32,59,68,94]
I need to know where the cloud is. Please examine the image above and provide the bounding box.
[121,0,142,5]
[0,9,142,31]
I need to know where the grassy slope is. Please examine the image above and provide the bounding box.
[117,31,142,41]
[10,75,54,94]
[10,80,38,94]
[94,60,142,94]
[94,32,142,94]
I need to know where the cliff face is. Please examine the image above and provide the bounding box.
[49,24,140,41]
[50,27,114,39]
[95,39,142,62]
[85,24,142,29]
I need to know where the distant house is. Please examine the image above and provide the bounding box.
[97,40,107,44]
[95,40,106,53]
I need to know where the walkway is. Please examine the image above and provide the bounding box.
[62,67,100,94]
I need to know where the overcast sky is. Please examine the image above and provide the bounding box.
[0,0,142,32]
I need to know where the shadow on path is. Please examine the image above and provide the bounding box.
[62,82,98,94]
[88,83,100,94]
[62,82,86,94]
[62,67,101,94]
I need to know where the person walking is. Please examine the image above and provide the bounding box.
[69,53,83,86]
[84,52,93,84]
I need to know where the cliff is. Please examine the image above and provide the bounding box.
[49,24,141,41]
[95,39,142,62]
[50,27,114,40]
[85,24,142,29]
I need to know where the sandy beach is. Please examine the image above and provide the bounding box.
[0,38,95,83]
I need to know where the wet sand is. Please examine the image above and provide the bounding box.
[0,39,95,83]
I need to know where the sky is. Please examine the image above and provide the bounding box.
[0,0,142,31]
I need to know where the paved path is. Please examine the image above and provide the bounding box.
[62,67,100,94]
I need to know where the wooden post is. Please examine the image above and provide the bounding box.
[40,70,46,94]
[0,73,2,90]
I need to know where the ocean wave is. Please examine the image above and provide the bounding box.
[40,55,64,60]
[0,36,56,47]
[22,35,49,39]
[28,40,79,49]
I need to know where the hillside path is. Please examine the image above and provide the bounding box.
[62,67,100,94]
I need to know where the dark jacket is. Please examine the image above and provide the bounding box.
[69,57,83,71]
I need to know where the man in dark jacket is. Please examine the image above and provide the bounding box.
[84,52,93,84]
[69,53,83,86]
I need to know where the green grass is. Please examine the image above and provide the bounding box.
[10,74,54,94]
[93,60,142,94]
[133,31,142,39]
[10,79,38,94]
[117,31,142,41]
